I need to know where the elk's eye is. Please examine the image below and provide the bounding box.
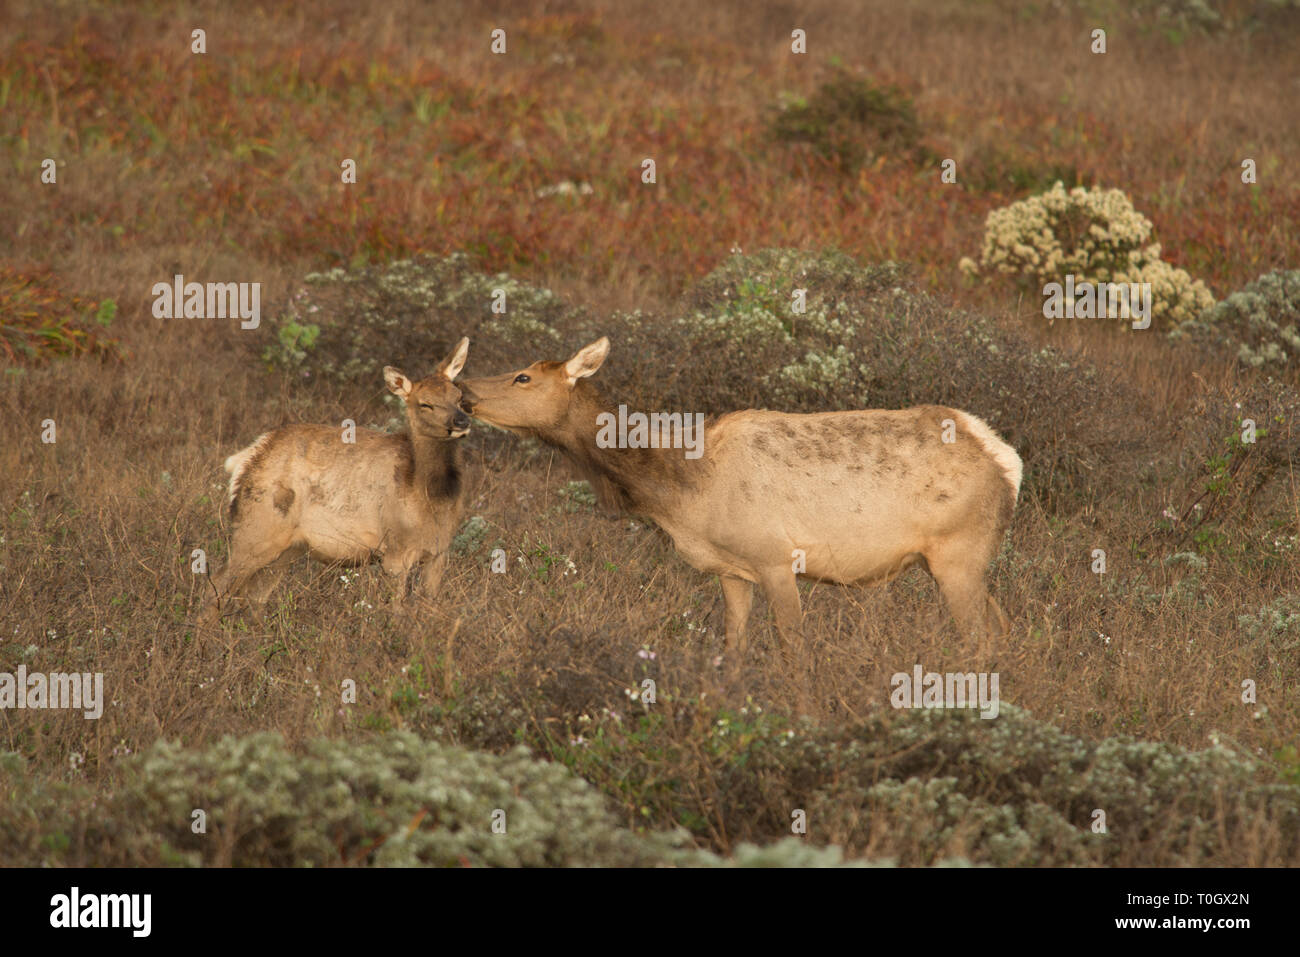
[419,403,435,411]
[514,374,531,384]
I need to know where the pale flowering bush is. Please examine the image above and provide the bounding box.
[960,181,1215,329]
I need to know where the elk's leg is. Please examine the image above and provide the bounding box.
[985,594,1010,639]
[382,550,414,604]
[243,547,302,618]
[720,575,754,655]
[411,550,448,605]
[757,566,804,661]
[386,549,446,613]
[202,530,293,624]
[926,547,1001,642]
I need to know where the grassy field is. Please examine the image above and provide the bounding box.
[2,0,1299,866]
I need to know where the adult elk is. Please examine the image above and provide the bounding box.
[459,338,1020,653]
[201,337,472,623]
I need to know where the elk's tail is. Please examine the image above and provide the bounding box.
[223,432,273,514]
[956,411,1023,502]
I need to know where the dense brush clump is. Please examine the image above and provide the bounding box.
[1154,374,1300,560]
[4,705,1296,866]
[264,254,580,388]
[553,701,1300,866]
[1171,270,1300,373]
[767,71,932,171]
[0,732,704,867]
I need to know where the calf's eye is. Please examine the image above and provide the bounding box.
[514,374,531,384]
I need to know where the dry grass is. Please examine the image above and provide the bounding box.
[1,0,1298,865]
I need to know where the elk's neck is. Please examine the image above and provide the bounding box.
[534,381,699,517]
[409,434,461,502]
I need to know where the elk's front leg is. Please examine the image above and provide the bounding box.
[757,566,804,665]
[720,575,754,655]
[386,549,447,612]
[413,550,448,603]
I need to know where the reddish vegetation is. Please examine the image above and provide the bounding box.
[4,1,1295,325]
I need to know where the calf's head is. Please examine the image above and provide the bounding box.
[384,336,472,439]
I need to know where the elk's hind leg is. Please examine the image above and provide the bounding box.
[925,540,1006,644]
[756,566,804,664]
[241,546,304,620]
[202,525,295,625]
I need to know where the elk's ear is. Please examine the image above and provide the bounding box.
[563,337,609,385]
[440,337,470,381]
[384,366,413,398]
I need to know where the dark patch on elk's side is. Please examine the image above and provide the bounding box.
[274,483,295,515]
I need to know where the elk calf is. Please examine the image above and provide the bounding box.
[459,338,1021,653]
[202,338,471,623]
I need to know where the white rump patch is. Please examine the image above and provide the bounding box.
[224,432,273,506]
[956,412,1023,499]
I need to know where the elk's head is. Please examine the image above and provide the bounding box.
[458,337,609,433]
[384,337,472,440]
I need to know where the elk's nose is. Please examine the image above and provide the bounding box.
[458,385,478,412]
[453,409,470,431]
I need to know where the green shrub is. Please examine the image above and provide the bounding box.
[1238,593,1300,643]
[717,703,1300,865]
[556,479,597,511]
[1170,270,1300,370]
[0,732,707,866]
[1157,376,1300,554]
[262,318,320,367]
[965,147,1083,196]
[450,514,490,556]
[265,254,575,388]
[769,71,931,170]
[534,695,1300,865]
